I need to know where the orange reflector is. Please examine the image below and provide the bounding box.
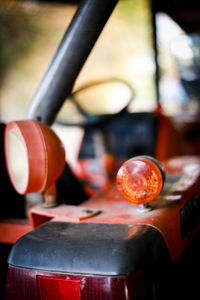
[116,156,165,205]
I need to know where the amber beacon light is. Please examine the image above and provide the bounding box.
[116,156,165,205]
[4,120,65,195]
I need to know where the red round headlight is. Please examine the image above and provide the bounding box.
[4,120,65,194]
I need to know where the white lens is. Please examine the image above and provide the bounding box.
[7,127,29,193]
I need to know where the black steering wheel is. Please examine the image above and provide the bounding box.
[56,78,135,128]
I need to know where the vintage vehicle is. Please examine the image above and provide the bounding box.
[1,0,200,299]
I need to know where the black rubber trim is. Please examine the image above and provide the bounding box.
[8,222,171,276]
[138,155,165,185]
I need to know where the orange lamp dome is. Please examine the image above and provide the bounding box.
[116,156,165,205]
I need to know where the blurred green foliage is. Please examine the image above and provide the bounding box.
[0,1,39,85]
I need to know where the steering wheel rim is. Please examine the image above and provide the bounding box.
[56,77,135,128]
